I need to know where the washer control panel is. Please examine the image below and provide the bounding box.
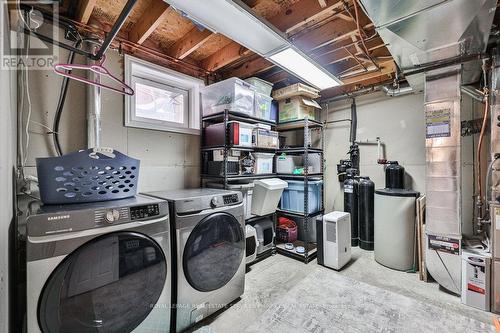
[130,204,160,220]
[223,194,239,205]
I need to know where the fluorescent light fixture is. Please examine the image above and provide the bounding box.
[164,0,342,90]
[165,0,288,56]
[270,48,341,90]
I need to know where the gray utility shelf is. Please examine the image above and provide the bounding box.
[202,110,277,126]
[275,241,317,261]
[275,117,325,264]
[277,118,323,132]
[202,146,277,153]
[201,173,277,181]
[278,147,323,154]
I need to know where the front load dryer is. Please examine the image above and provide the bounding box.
[146,189,245,332]
[26,194,172,333]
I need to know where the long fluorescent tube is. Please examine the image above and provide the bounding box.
[270,48,341,90]
[164,0,343,90]
[165,0,289,56]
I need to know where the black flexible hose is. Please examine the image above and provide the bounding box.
[52,39,82,156]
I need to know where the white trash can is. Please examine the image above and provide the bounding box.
[251,178,287,216]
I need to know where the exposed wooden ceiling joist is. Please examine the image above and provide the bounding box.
[76,0,97,24]
[201,0,346,72]
[167,27,213,59]
[128,0,171,44]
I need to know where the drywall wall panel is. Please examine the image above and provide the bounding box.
[21,49,200,194]
[323,90,482,234]
[0,3,16,331]
[323,91,426,213]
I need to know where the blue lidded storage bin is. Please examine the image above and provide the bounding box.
[280,180,323,214]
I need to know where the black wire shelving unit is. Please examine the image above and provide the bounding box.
[275,117,325,264]
[201,109,278,259]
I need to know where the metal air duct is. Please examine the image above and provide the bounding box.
[359,0,497,92]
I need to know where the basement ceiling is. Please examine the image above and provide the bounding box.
[37,0,405,97]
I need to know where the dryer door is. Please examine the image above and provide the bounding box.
[183,212,245,292]
[38,232,167,333]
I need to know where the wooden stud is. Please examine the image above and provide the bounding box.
[201,43,252,72]
[129,0,171,44]
[201,0,344,72]
[76,0,97,24]
[168,27,213,59]
[318,0,328,8]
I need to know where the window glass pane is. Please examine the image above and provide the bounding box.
[135,82,187,124]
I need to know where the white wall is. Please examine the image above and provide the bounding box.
[323,91,427,213]
[21,49,200,193]
[0,3,16,331]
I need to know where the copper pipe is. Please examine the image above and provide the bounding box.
[353,0,379,70]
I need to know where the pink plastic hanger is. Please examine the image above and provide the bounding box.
[53,55,134,96]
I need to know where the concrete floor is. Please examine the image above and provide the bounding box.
[189,248,495,333]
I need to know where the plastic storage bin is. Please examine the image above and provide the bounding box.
[253,129,279,149]
[280,180,323,214]
[278,97,321,123]
[245,77,273,96]
[252,217,275,255]
[275,153,322,174]
[246,224,259,264]
[254,92,273,121]
[201,77,255,116]
[252,152,275,174]
[251,178,288,216]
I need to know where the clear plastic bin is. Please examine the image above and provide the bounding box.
[252,152,275,174]
[280,180,323,214]
[279,97,320,123]
[201,77,255,116]
[254,92,273,121]
[245,77,273,96]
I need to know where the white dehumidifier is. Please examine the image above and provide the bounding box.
[317,211,351,270]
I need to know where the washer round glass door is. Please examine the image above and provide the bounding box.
[38,232,167,333]
[183,212,245,292]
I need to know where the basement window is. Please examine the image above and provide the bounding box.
[124,55,204,135]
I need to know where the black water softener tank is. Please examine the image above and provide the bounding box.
[344,168,359,246]
[359,176,375,250]
[385,162,405,189]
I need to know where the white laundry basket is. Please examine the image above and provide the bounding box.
[251,178,287,216]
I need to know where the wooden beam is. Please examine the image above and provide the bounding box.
[341,60,396,85]
[76,0,97,24]
[265,70,291,84]
[275,0,344,34]
[318,0,328,8]
[315,37,386,66]
[201,0,344,72]
[224,57,274,79]
[201,43,252,72]
[168,28,213,59]
[321,75,394,99]
[129,0,170,44]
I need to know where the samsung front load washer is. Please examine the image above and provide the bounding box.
[146,189,245,333]
[26,194,172,333]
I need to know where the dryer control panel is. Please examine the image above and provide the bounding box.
[130,204,160,220]
[223,194,239,205]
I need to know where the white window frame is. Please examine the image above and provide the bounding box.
[124,55,204,135]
